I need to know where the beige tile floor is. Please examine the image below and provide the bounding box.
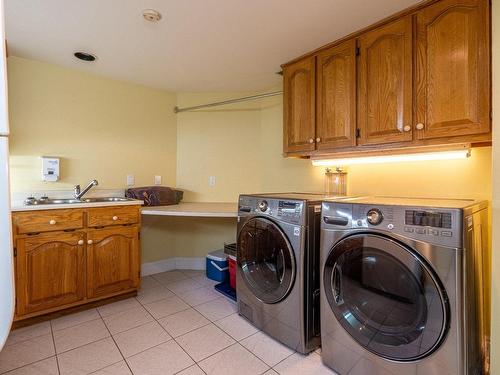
[0,270,336,375]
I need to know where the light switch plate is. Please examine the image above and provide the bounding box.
[154,175,162,185]
[127,175,135,186]
[209,176,216,187]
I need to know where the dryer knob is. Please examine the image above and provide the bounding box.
[367,209,383,225]
[258,200,268,212]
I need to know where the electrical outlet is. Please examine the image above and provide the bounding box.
[154,175,162,185]
[209,176,216,187]
[127,175,135,186]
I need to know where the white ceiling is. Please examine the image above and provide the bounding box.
[5,0,421,92]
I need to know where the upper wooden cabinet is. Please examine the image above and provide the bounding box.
[415,0,490,140]
[283,56,316,154]
[358,16,413,146]
[281,0,491,157]
[316,39,357,150]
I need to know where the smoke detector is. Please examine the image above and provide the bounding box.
[143,9,162,22]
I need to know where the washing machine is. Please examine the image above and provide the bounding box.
[236,193,327,354]
[319,197,489,375]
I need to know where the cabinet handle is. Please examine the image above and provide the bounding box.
[308,138,314,144]
[112,216,118,221]
[78,240,84,245]
[49,219,56,225]
[416,123,424,130]
[403,125,411,132]
[316,137,321,143]
[87,240,93,245]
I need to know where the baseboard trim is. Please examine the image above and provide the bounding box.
[141,257,206,276]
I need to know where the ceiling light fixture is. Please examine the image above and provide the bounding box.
[311,150,471,167]
[142,9,162,22]
[74,52,97,62]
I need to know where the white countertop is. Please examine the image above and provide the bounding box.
[141,202,237,218]
[11,199,143,212]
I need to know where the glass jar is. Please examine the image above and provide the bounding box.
[325,167,347,196]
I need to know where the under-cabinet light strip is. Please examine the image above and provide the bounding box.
[311,150,471,167]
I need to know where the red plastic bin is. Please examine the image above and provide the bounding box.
[228,255,236,290]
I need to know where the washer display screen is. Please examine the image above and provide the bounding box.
[405,210,452,228]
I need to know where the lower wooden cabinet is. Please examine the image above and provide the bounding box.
[87,226,140,299]
[15,231,86,316]
[12,205,141,321]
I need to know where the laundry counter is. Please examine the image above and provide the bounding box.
[141,202,238,218]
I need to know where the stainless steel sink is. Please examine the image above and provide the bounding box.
[24,197,135,205]
[80,197,133,203]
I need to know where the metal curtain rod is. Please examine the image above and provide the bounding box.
[174,90,283,113]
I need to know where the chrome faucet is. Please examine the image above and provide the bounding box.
[74,179,99,199]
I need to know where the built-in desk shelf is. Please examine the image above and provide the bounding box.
[141,202,237,218]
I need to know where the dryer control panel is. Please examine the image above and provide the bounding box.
[322,202,463,248]
[238,195,306,226]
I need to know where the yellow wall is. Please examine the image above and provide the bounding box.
[489,0,499,373]
[176,93,492,202]
[8,57,177,193]
[141,216,236,263]
[347,147,491,200]
[176,92,263,202]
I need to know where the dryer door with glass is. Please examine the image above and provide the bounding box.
[323,233,450,362]
[237,217,296,304]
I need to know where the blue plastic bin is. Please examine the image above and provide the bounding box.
[206,249,229,282]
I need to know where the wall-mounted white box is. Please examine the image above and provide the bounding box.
[41,157,59,182]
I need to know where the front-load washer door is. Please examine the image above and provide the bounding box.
[238,217,296,304]
[323,233,450,362]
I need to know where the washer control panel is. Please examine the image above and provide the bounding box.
[367,208,384,225]
[322,202,462,248]
[238,195,305,225]
[258,200,268,212]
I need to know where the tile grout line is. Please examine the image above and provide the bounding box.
[233,341,272,373]
[96,306,136,375]
[51,318,111,356]
[52,316,103,335]
[269,350,297,372]
[0,354,57,375]
[3,321,54,348]
[133,293,204,375]
[184,324,237,363]
[0,336,56,374]
[139,269,233,372]
[49,320,62,375]
[238,334,293,371]
[93,293,214,362]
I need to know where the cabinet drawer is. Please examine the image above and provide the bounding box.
[87,206,139,227]
[14,209,84,234]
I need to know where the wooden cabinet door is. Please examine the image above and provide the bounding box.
[16,232,85,316]
[416,0,490,140]
[283,56,316,153]
[358,16,413,145]
[87,226,140,299]
[316,39,357,150]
